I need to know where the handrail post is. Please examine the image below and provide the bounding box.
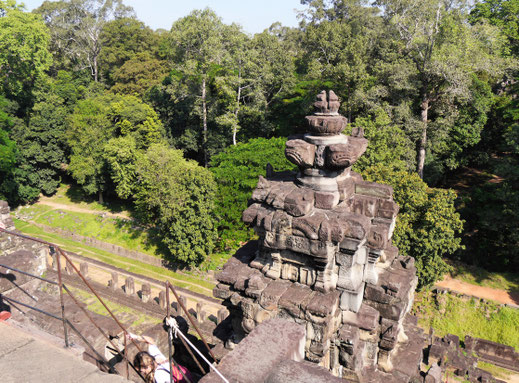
[166,282,206,375]
[167,283,216,361]
[166,283,174,383]
[124,332,129,380]
[54,247,69,347]
[57,248,142,350]
[165,283,193,383]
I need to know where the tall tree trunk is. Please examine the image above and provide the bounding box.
[202,76,208,167]
[94,54,98,82]
[233,85,241,146]
[98,190,103,204]
[417,97,429,179]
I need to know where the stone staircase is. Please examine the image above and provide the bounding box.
[0,320,129,382]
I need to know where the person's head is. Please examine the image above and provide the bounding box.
[134,351,156,382]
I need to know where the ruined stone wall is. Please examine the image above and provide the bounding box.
[427,334,508,383]
[1,200,18,253]
[0,201,15,231]
[465,335,519,372]
[0,201,48,280]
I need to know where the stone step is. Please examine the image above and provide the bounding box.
[0,321,129,382]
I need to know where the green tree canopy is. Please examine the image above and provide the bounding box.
[3,71,88,203]
[135,143,218,265]
[104,135,138,199]
[12,91,69,195]
[375,0,508,178]
[67,95,113,200]
[164,8,243,165]
[35,0,134,81]
[456,81,519,273]
[299,0,382,121]
[349,109,415,172]
[99,17,161,84]
[0,95,18,201]
[67,93,164,201]
[0,0,52,110]
[237,30,297,140]
[111,52,168,97]
[470,0,519,56]
[0,95,14,167]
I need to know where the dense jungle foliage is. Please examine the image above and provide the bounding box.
[0,0,517,284]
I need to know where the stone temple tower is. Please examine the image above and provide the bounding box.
[213,91,424,381]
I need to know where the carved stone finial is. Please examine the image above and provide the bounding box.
[215,81,429,383]
[314,90,329,114]
[328,90,340,114]
[313,90,341,115]
[306,90,347,136]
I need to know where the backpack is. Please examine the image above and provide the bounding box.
[158,362,192,383]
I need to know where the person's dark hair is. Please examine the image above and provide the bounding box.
[134,351,156,383]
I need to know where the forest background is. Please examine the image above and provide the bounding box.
[0,0,518,288]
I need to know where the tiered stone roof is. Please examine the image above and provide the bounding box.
[214,91,425,380]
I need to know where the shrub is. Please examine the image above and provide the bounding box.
[210,137,295,249]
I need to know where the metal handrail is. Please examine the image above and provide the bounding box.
[55,246,144,351]
[0,229,143,349]
[166,281,216,361]
[55,246,70,347]
[0,262,145,379]
[0,228,146,381]
[61,284,131,378]
[166,284,206,376]
[1,226,222,381]
[0,263,58,285]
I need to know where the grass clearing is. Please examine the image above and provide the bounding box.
[13,219,216,296]
[16,205,163,258]
[45,183,132,214]
[15,204,55,219]
[449,261,519,292]
[413,291,519,351]
[16,184,232,272]
[477,361,513,381]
